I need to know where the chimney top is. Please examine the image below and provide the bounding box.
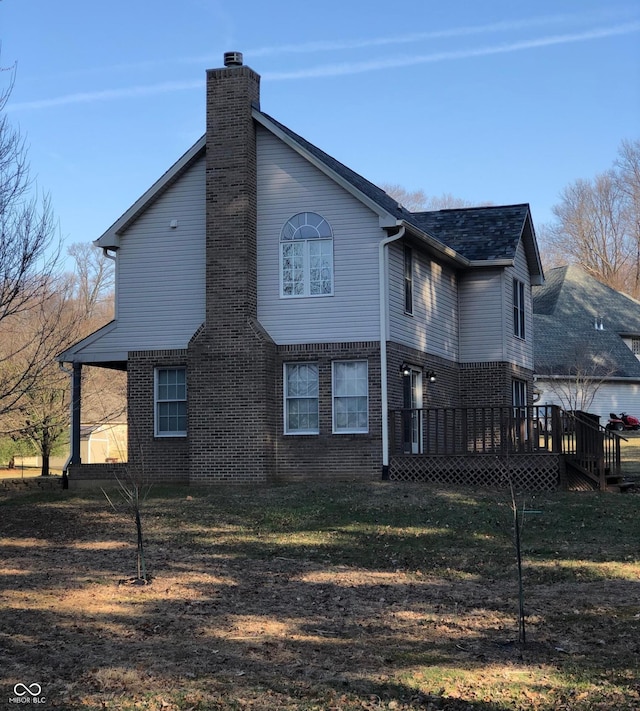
[223,51,244,67]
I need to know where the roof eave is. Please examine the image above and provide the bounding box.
[402,221,469,266]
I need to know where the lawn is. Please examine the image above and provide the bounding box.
[0,481,638,710]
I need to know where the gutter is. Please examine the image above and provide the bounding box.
[379,224,405,479]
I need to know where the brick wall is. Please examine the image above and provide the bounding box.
[386,342,459,410]
[127,349,190,483]
[274,342,382,480]
[459,361,534,407]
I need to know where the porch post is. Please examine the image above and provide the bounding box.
[70,362,82,465]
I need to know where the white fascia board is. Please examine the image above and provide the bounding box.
[468,259,514,268]
[95,136,207,249]
[253,110,398,227]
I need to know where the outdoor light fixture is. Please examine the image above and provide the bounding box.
[400,364,436,382]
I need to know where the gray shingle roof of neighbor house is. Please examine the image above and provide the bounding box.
[256,110,542,274]
[533,265,640,378]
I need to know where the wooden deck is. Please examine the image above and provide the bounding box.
[388,405,624,491]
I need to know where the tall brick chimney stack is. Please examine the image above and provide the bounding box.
[204,51,260,326]
[188,53,276,484]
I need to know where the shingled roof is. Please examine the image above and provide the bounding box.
[533,265,640,378]
[409,205,531,262]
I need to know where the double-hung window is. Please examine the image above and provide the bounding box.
[332,361,368,433]
[284,363,319,434]
[155,367,187,437]
[513,278,526,339]
[281,212,333,297]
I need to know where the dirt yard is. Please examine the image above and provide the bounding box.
[0,480,638,710]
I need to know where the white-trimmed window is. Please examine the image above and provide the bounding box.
[155,367,187,437]
[404,245,413,314]
[280,212,333,297]
[332,361,368,433]
[513,278,526,339]
[284,363,319,434]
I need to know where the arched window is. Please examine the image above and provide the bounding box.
[280,212,333,297]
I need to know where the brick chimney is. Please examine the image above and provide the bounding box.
[204,52,260,326]
[188,53,276,483]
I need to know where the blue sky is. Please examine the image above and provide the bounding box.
[2,0,639,266]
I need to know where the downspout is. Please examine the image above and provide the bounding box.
[379,225,405,479]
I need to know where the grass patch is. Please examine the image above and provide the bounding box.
[0,481,639,709]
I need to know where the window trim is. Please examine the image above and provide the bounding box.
[332,360,369,434]
[154,366,187,438]
[404,245,413,315]
[283,362,320,435]
[280,212,334,298]
[513,278,526,340]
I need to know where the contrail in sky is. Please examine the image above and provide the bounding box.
[8,21,640,111]
[263,22,640,80]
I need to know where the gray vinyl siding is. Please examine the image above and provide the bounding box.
[256,127,382,344]
[388,242,459,359]
[74,157,206,362]
[458,269,504,362]
[505,241,534,369]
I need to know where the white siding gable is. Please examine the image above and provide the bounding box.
[73,157,206,362]
[256,127,383,344]
[458,269,504,362]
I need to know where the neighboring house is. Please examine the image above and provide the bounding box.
[58,52,544,486]
[533,265,640,423]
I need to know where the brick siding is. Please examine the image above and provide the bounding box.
[127,349,190,484]
[274,342,382,480]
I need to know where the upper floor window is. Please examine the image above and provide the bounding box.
[280,212,333,297]
[632,337,640,356]
[404,245,413,315]
[155,367,187,437]
[513,278,525,339]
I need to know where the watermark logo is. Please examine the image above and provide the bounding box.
[9,683,46,704]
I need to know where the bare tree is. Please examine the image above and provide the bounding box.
[67,242,115,319]
[540,138,640,298]
[380,183,477,212]
[615,139,640,293]
[537,343,617,413]
[1,243,122,474]
[0,60,64,418]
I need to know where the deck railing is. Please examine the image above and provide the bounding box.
[388,405,622,486]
